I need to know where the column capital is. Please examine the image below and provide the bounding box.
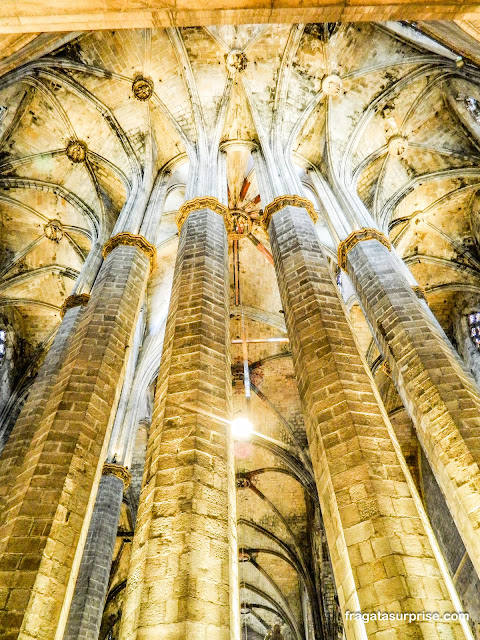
[337,228,391,270]
[382,359,392,378]
[261,195,317,230]
[412,284,428,301]
[60,293,90,318]
[102,232,157,271]
[176,196,228,231]
[102,462,131,489]
[219,139,258,153]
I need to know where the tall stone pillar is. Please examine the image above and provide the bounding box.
[64,463,131,640]
[0,233,155,640]
[262,196,467,639]
[0,295,89,511]
[339,228,480,582]
[119,197,233,640]
[126,420,150,525]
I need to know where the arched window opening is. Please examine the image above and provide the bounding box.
[468,313,480,348]
[465,96,480,124]
[0,329,6,362]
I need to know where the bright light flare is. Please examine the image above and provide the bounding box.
[231,416,253,440]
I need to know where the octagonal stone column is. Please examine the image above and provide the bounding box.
[0,233,154,640]
[64,463,131,640]
[119,197,234,640]
[0,295,89,514]
[262,196,467,640]
[339,228,480,584]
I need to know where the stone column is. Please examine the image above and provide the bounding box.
[119,197,233,640]
[126,420,149,525]
[64,463,131,640]
[0,233,155,640]
[262,196,467,640]
[339,228,480,582]
[0,295,89,507]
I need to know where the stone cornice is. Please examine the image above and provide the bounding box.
[102,232,157,271]
[176,196,229,231]
[102,462,131,489]
[261,195,317,230]
[337,228,391,270]
[60,293,90,318]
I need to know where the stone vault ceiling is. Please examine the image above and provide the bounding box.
[2,21,480,638]
[0,22,475,345]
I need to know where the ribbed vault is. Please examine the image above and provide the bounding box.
[1,21,480,639]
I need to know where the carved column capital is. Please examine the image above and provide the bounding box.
[382,360,392,378]
[412,285,427,301]
[102,232,157,271]
[261,195,317,230]
[102,462,131,489]
[60,293,90,318]
[337,228,391,271]
[176,196,229,231]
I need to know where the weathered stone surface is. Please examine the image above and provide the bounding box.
[345,238,480,582]
[119,207,233,640]
[0,244,150,640]
[266,203,466,639]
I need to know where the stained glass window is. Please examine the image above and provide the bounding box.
[468,313,480,349]
[465,97,480,124]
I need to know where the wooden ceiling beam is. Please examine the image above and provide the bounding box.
[0,2,479,34]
